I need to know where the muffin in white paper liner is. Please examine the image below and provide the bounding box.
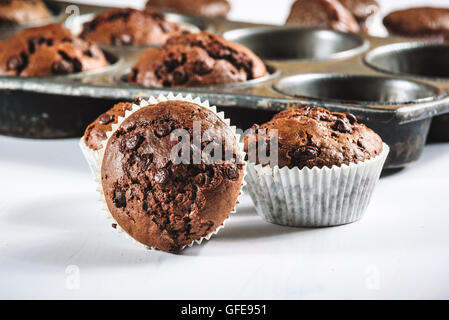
[245,143,389,227]
[79,93,245,252]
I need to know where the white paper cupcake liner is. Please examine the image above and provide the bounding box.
[245,143,389,227]
[79,93,246,251]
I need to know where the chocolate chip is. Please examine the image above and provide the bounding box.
[125,135,142,150]
[164,57,180,71]
[138,153,153,171]
[111,34,133,46]
[72,58,82,73]
[98,113,114,125]
[113,189,126,208]
[291,146,319,163]
[173,70,188,85]
[155,123,172,138]
[154,168,170,185]
[193,61,212,75]
[130,68,138,82]
[52,59,74,74]
[224,165,239,180]
[112,223,117,229]
[7,55,24,71]
[346,113,357,124]
[133,97,144,105]
[333,119,351,133]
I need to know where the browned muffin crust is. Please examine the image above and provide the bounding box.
[339,0,379,30]
[146,0,231,18]
[128,31,267,88]
[383,7,449,40]
[101,100,243,252]
[84,101,134,151]
[0,23,108,76]
[0,0,50,26]
[244,106,383,169]
[286,0,360,33]
[81,8,182,46]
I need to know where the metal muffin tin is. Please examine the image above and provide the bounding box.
[1,1,449,168]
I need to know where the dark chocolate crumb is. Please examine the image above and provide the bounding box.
[224,165,239,180]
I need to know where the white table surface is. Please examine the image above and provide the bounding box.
[1,0,449,300]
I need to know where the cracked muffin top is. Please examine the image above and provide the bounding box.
[383,7,449,40]
[0,23,108,76]
[80,8,182,46]
[0,0,51,26]
[146,0,231,18]
[339,0,379,31]
[286,0,360,33]
[244,106,383,169]
[100,99,244,252]
[128,31,267,88]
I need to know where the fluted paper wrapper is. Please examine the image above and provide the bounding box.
[245,144,389,227]
[79,93,246,251]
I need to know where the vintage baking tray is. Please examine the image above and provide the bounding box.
[1,0,449,169]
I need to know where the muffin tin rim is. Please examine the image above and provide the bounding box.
[223,26,371,62]
[272,72,448,106]
[363,41,449,82]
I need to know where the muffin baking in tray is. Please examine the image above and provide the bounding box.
[80,8,183,46]
[286,0,360,33]
[80,94,244,252]
[128,31,267,88]
[0,23,108,76]
[244,106,389,227]
[383,7,449,40]
[1,1,449,165]
[0,0,51,26]
[286,0,379,33]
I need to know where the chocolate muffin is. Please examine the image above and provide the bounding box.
[286,0,360,33]
[383,7,449,40]
[146,0,231,18]
[0,23,108,76]
[84,101,134,151]
[128,31,267,88]
[0,0,51,26]
[339,0,379,31]
[100,99,244,252]
[244,106,383,169]
[80,8,182,46]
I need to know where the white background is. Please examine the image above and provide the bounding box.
[1,0,449,299]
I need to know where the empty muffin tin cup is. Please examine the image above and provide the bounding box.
[364,42,449,80]
[365,43,449,142]
[274,74,445,168]
[223,27,369,61]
